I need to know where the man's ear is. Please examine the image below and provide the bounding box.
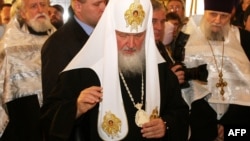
[72,0,82,13]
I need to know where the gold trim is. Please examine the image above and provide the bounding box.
[101,111,121,138]
[150,106,159,120]
[124,0,145,32]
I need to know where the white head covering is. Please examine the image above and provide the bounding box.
[63,0,164,140]
[114,0,149,33]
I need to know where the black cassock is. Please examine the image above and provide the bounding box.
[40,62,189,141]
[239,28,250,61]
[1,95,42,141]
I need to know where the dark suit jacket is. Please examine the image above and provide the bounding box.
[156,41,174,68]
[40,63,189,141]
[41,16,89,99]
[239,28,250,60]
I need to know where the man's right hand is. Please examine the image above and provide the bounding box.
[76,86,103,118]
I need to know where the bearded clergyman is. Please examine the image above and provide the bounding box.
[0,0,55,140]
[181,0,250,140]
[40,0,189,140]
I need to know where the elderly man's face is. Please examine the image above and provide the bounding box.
[20,0,52,32]
[21,0,49,22]
[116,30,146,56]
[204,10,231,33]
[116,30,146,75]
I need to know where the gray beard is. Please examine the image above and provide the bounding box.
[27,13,53,32]
[200,17,229,41]
[207,31,225,41]
[118,47,145,77]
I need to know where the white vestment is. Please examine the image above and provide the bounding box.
[182,15,250,119]
[63,0,164,140]
[0,17,55,137]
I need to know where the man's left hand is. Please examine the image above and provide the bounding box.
[141,118,166,138]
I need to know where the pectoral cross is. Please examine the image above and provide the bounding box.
[216,72,227,100]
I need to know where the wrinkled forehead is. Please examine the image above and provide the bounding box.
[205,10,231,17]
[23,0,49,6]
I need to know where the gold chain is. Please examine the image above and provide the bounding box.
[207,40,227,100]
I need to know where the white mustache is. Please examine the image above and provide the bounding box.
[211,23,222,27]
[34,13,48,19]
[122,46,136,52]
